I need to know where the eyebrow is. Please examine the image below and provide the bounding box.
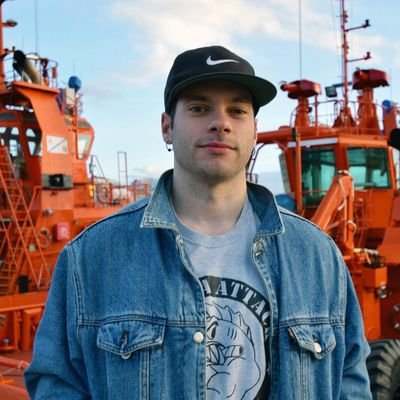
[180,94,253,104]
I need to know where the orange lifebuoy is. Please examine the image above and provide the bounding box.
[96,184,110,204]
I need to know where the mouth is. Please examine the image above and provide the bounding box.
[199,142,235,151]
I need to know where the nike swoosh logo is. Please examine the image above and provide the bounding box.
[206,56,239,66]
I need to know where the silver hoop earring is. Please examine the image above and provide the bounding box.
[165,142,173,152]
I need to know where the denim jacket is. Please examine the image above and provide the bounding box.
[25,170,372,399]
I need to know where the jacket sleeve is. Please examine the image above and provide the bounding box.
[24,246,90,399]
[340,254,372,399]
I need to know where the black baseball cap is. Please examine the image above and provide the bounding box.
[164,45,277,115]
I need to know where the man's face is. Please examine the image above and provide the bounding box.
[162,80,257,183]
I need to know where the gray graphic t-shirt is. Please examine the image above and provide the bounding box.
[175,198,270,399]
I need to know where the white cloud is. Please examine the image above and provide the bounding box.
[83,81,121,103]
[108,0,400,88]
[109,0,297,83]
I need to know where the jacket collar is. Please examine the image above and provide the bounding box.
[141,169,284,237]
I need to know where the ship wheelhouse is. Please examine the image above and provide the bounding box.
[248,66,400,348]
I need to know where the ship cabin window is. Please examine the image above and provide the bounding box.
[0,127,26,178]
[347,147,390,189]
[301,147,336,206]
[0,127,22,159]
[77,133,92,159]
[26,128,42,156]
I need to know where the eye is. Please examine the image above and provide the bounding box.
[229,106,250,117]
[231,108,246,114]
[188,104,207,113]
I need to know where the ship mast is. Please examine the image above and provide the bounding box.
[339,0,371,126]
[0,0,7,90]
[340,0,350,121]
[0,0,17,91]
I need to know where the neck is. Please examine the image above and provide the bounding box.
[171,169,248,235]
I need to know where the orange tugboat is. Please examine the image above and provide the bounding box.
[248,1,400,398]
[0,0,398,398]
[0,1,150,397]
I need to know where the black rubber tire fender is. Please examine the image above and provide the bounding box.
[367,339,400,400]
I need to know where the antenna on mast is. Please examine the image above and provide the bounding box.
[340,0,371,126]
[298,0,303,78]
[34,0,39,56]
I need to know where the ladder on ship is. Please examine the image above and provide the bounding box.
[0,145,50,295]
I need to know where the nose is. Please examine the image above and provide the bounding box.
[207,108,232,135]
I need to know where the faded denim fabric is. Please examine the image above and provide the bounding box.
[24,170,372,399]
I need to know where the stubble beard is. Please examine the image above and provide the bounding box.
[175,147,250,185]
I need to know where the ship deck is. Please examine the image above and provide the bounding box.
[0,351,31,399]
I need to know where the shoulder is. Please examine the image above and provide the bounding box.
[275,207,349,314]
[276,206,344,271]
[279,206,335,244]
[69,197,149,247]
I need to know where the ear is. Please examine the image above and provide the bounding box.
[161,112,172,143]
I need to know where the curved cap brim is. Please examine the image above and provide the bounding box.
[167,72,277,114]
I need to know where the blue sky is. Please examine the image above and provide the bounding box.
[2,0,399,189]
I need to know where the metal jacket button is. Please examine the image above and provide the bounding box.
[121,352,132,360]
[193,331,204,344]
[254,240,265,257]
[314,341,322,354]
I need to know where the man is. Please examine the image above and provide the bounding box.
[25,46,372,399]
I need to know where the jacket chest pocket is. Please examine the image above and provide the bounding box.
[96,319,165,400]
[280,322,337,400]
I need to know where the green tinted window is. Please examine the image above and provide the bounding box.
[347,147,390,189]
[302,147,336,205]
